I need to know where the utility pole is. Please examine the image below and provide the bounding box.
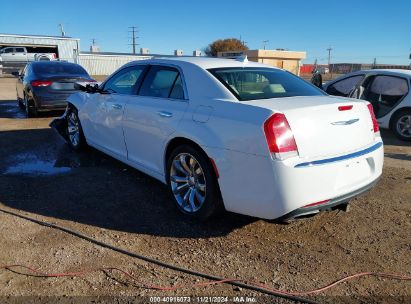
[128,26,139,54]
[59,24,66,37]
[327,47,332,77]
[263,40,269,50]
[239,35,247,47]
[372,57,377,69]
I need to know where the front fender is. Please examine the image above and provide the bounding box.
[49,108,69,141]
[67,92,88,111]
[49,92,89,142]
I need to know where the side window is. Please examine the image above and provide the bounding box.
[169,75,184,99]
[15,47,25,53]
[103,66,145,95]
[139,66,184,99]
[4,48,14,53]
[364,75,409,118]
[326,75,364,97]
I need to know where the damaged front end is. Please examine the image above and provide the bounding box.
[49,107,69,142]
[49,82,97,143]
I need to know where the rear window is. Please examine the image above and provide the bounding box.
[209,67,324,101]
[33,63,88,77]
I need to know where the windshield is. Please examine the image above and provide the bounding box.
[208,67,325,101]
[33,63,89,77]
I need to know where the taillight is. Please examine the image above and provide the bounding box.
[302,199,330,208]
[31,80,52,87]
[338,105,353,111]
[367,103,379,132]
[264,113,298,159]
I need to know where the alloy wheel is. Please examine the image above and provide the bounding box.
[396,114,411,138]
[170,153,206,213]
[67,112,80,147]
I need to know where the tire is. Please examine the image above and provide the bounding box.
[166,144,223,221]
[66,107,86,151]
[390,109,411,142]
[24,95,37,118]
[17,97,24,109]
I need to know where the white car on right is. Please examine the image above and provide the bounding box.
[323,69,411,141]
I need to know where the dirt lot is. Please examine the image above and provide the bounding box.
[0,77,410,303]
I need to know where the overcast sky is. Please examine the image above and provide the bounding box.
[1,0,410,65]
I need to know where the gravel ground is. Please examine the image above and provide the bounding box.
[0,78,410,303]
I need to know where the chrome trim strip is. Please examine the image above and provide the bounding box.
[295,142,383,168]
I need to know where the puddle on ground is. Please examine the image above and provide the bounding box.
[3,153,71,176]
[0,101,26,119]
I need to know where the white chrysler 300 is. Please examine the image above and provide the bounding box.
[51,57,383,221]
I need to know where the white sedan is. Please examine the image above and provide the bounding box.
[51,57,383,221]
[322,69,411,141]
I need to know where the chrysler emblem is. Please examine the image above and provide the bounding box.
[331,118,360,125]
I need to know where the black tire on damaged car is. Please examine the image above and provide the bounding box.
[66,106,87,151]
[24,95,37,117]
[391,109,411,142]
[166,144,224,221]
[17,95,24,109]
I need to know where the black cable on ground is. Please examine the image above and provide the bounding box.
[0,207,318,304]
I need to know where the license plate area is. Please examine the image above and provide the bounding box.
[52,82,75,90]
[336,159,371,190]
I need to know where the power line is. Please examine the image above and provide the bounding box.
[59,24,66,37]
[326,47,332,67]
[128,26,139,54]
[326,47,333,76]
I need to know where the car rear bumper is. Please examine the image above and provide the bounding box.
[32,90,71,110]
[276,178,379,221]
[207,139,384,220]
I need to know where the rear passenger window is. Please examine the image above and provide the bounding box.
[139,66,184,99]
[363,75,409,118]
[169,75,184,99]
[326,75,364,97]
[15,48,25,53]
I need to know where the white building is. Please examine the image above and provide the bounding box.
[0,33,80,62]
[0,32,203,76]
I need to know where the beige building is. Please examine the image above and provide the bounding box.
[217,49,306,75]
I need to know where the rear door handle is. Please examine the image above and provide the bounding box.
[158,111,173,118]
[112,104,122,110]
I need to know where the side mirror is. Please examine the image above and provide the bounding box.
[310,72,323,90]
[11,71,20,77]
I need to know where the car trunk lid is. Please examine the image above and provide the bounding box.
[40,75,93,91]
[245,96,376,159]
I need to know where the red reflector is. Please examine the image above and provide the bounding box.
[263,113,298,154]
[338,105,353,111]
[31,80,52,87]
[366,103,379,132]
[209,158,219,179]
[302,199,330,208]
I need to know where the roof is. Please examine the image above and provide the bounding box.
[0,33,79,40]
[325,69,411,85]
[30,61,79,66]
[362,69,411,75]
[126,56,276,70]
[346,69,411,77]
[80,51,169,57]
